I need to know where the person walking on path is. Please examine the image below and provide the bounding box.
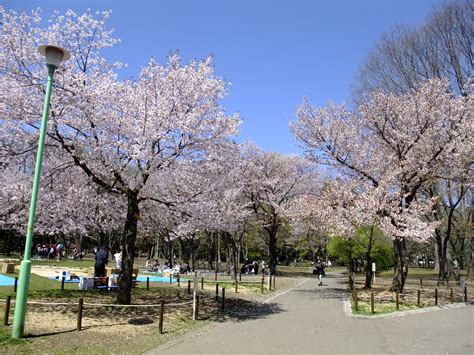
[94,246,108,277]
[314,259,326,286]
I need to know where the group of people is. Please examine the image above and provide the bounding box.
[34,243,65,260]
[145,259,191,274]
[93,246,122,277]
[241,259,267,275]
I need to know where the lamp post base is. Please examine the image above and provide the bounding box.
[12,260,32,339]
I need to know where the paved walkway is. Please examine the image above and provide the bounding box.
[147,271,474,354]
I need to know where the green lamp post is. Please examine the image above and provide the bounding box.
[12,45,70,339]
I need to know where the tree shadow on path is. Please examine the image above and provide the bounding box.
[203,297,284,323]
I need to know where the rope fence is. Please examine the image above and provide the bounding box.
[2,273,278,335]
[351,284,469,315]
[1,288,227,334]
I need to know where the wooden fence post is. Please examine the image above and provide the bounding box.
[177,274,180,287]
[214,271,217,281]
[4,296,11,326]
[417,289,421,307]
[435,288,438,306]
[146,277,150,291]
[235,279,238,293]
[201,277,204,290]
[396,292,399,311]
[14,277,18,293]
[215,283,219,301]
[169,274,172,285]
[159,300,164,334]
[420,278,423,289]
[61,276,65,290]
[77,298,83,331]
[464,287,467,302]
[353,288,358,311]
[370,292,375,314]
[188,280,191,294]
[450,288,453,303]
[273,276,276,290]
[195,295,200,320]
[221,288,225,310]
[239,272,242,282]
[261,277,264,294]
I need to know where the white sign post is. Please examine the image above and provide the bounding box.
[372,263,376,285]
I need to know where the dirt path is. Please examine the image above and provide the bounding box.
[146,271,474,354]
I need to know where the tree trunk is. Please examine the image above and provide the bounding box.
[179,237,191,266]
[5,230,12,256]
[117,190,139,305]
[207,232,214,270]
[364,252,373,289]
[217,234,222,263]
[348,248,355,290]
[433,242,440,272]
[268,226,278,274]
[222,232,237,277]
[391,237,408,292]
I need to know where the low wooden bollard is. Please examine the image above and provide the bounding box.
[261,277,264,294]
[435,288,438,306]
[177,274,180,287]
[195,295,200,320]
[235,279,238,293]
[105,277,109,290]
[201,277,204,290]
[188,280,191,294]
[464,287,467,302]
[370,292,375,314]
[77,298,84,331]
[146,277,150,291]
[417,290,421,307]
[169,274,172,285]
[4,295,11,326]
[214,271,217,281]
[238,272,242,282]
[273,276,276,289]
[221,288,225,310]
[420,278,423,289]
[215,283,219,301]
[450,288,453,303]
[61,276,65,290]
[159,300,164,334]
[396,292,399,311]
[14,277,18,293]
[353,288,358,311]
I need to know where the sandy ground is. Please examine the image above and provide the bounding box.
[31,265,91,279]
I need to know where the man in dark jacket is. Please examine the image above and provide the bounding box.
[94,246,108,277]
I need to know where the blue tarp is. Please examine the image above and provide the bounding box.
[0,274,15,286]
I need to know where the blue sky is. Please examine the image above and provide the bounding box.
[5,0,441,154]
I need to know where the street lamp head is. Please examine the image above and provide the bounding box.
[37,45,70,68]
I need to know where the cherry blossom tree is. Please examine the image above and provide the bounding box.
[1,8,240,304]
[239,144,319,274]
[291,79,473,291]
